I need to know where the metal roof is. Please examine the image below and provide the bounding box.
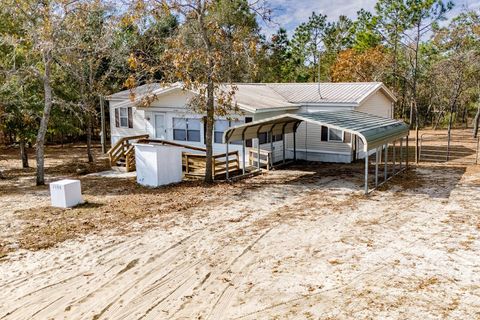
[105,83,163,100]
[223,111,409,151]
[106,82,396,112]
[267,82,397,104]
[228,84,300,112]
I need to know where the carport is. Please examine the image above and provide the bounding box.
[222,110,410,194]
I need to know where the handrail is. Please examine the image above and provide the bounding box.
[182,150,240,178]
[137,139,207,152]
[107,134,149,167]
[248,148,271,170]
[182,150,239,158]
[125,145,136,172]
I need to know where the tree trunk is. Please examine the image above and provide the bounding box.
[473,102,480,138]
[204,74,215,184]
[20,139,29,168]
[447,103,455,161]
[413,22,421,163]
[36,51,53,186]
[86,111,94,163]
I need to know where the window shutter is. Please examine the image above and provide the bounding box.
[115,108,119,127]
[128,107,133,128]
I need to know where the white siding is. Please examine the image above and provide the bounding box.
[109,101,149,145]
[357,91,393,118]
[284,122,353,163]
[109,89,253,167]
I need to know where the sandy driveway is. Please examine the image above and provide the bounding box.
[1,164,480,319]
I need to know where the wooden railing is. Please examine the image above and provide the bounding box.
[125,145,136,172]
[137,138,207,152]
[248,148,272,170]
[183,151,240,178]
[107,134,149,171]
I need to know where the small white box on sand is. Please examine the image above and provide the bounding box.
[50,179,83,208]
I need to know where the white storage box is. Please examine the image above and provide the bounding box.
[50,179,83,208]
[134,143,183,187]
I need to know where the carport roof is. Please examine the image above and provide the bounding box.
[223,110,409,151]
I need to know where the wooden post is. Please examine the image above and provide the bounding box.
[100,96,107,154]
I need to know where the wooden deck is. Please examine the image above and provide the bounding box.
[137,138,242,180]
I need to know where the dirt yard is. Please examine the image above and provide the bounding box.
[1,142,480,319]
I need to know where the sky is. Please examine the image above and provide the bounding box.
[259,0,480,37]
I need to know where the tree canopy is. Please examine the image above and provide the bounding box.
[1,0,479,181]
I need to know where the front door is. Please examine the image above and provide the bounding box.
[154,114,166,139]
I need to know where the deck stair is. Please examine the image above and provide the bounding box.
[107,134,149,172]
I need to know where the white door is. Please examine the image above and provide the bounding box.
[154,114,166,139]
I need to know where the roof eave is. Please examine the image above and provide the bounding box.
[356,83,397,105]
[237,103,300,114]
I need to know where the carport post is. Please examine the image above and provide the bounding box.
[242,132,246,175]
[406,136,409,168]
[226,141,229,180]
[393,140,396,174]
[270,128,274,167]
[375,147,379,187]
[384,143,388,182]
[293,130,297,161]
[257,137,261,170]
[364,150,369,194]
[400,138,403,169]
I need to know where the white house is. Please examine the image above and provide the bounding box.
[105,82,397,163]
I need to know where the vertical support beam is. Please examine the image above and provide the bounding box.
[242,132,246,174]
[393,140,396,174]
[364,149,369,194]
[400,138,403,169]
[225,141,229,180]
[406,136,409,169]
[257,137,261,170]
[100,96,107,154]
[282,126,286,164]
[270,129,274,168]
[293,130,297,161]
[375,147,379,187]
[384,143,388,182]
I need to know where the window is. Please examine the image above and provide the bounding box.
[214,119,244,144]
[214,120,230,144]
[173,118,201,142]
[258,132,268,144]
[321,126,328,141]
[329,128,343,142]
[259,132,283,145]
[115,107,132,128]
